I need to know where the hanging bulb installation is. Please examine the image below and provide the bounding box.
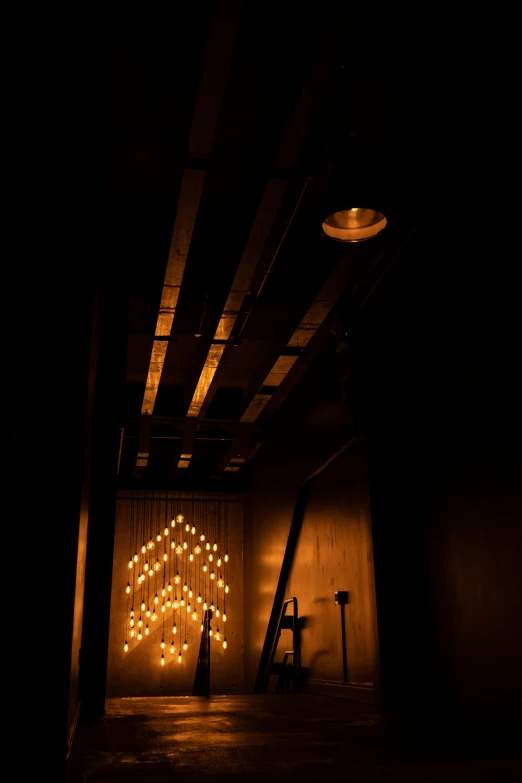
[191,526,196,535]
[174,573,181,584]
[176,513,184,525]
[151,611,158,622]
[164,527,169,536]
[141,600,146,611]
[200,532,206,542]
[194,544,202,555]
[124,640,128,652]
[128,559,133,570]
[223,638,227,649]
[156,532,162,542]
[183,641,188,651]
[130,629,136,638]
[222,613,227,622]
[224,553,229,562]
[126,583,131,594]
[137,618,143,628]
[133,553,139,563]
[160,639,165,649]
[170,643,175,654]
[217,576,224,588]
[147,539,155,551]
[185,522,190,532]
[141,543,146,554]
[213,541,218,551]
[145,625,150,635]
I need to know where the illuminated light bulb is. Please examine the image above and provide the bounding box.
[124,640,129,652]
[206,542,210,550]
[156,532,162,542]
[217,577,224,588]
[223,613,227,622]
[217,558,222,567]
[213,542,218,551]
[133,553,139,563]
[210,571,215,580]
[130,629,135,638]
[194,544,201,555]
[225,553,229,562]
[209,629,213,637]
[189,552,194,562]
[144,561,149,572]
[137,631,142,640]
[161,603,166,613]
[210,602,215,612]
[152,611,158,622]
[128,559,133,570]
[174,573,181,584]
[183,540,188,550]
[189,588,193,598]
[171,541,176,549]
[130,609,134,618]
[154,560,161,571]
[183,641,188,651]
[164,527,169,537]
[145,625,149,635]
[126,583,131,594]
[161,655,165,666]
[170,643,175,654]
[200,533,205,542]
[147,539,155,551]
[187,603,191,613]
[154,594,159,605]
[168,582,172,592]
[197,594,202,603]
[129,618,135,628]
[203,601,208,611]
[209,554,213,562]
[146,607,151,617]
[173,598,179,609]
[173,624,177,635]
[171,517,176,528]
[191,526,196,535]
[185,523,190,532]
[137,575,142,585]
[176,513,184,525]
[223,638,227,649]
[215,631,221,641]
[141,543,146,554]
[166,598,171,608]
[160,639,165,649]
[137,618,143,628]
[203,563,208,572]
[216,608,220,618]
[176,544,183,555]
[200,624,204,632]
[178,654,182,663]
[192,611,198,621]
[149,570,154,577]
[180,598,185,607]
[141,600,146,611]
[225,584,230,594]
[183,583,188,592]
[161,587,166,597]
[163,553,168,562]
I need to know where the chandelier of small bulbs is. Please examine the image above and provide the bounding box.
[124,503,230,668]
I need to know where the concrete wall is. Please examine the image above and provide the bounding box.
[285,439,377,689]
[107,492,244,696]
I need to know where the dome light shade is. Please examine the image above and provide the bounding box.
[322,207,386,242]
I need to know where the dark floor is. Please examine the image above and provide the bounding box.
[67,695,522,782]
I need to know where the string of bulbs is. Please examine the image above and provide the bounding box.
[124,495,230,668]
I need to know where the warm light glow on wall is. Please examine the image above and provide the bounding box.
[123,496,231,669]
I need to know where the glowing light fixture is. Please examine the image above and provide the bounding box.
[321,207,386,242]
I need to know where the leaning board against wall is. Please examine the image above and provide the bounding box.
[107,491,244,696]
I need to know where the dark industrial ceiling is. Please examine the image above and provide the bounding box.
[102,1,477,489]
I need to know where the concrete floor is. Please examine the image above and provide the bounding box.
[67,695,522,782]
